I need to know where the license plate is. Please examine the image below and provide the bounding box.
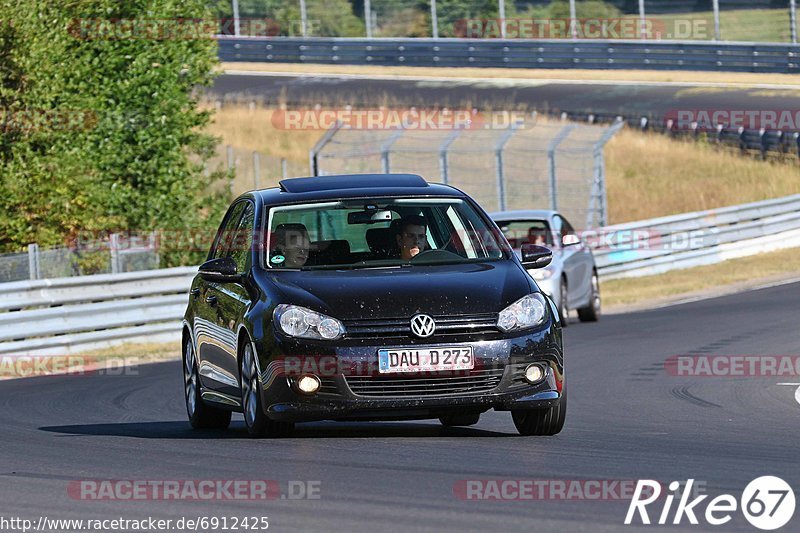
[377,346,474,374]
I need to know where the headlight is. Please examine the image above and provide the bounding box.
[497,293,548,332]
[274,304,345,340]
[531,268,553,281]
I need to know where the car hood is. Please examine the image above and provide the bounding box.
[266,261,534,320]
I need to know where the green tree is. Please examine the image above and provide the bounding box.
[0,0,227,266]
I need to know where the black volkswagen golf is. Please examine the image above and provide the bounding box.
[182,174,565,437]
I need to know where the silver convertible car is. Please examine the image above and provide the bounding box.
[491,210,600,326]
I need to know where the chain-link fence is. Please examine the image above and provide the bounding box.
[0,234,160,284]
[216,0,798,43]
[310,116,622,229]
[208,143,310,197]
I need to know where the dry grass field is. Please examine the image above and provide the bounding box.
[205,105,800,224]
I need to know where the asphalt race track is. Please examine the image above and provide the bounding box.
[209,72,800,120]
[1,282,798,532]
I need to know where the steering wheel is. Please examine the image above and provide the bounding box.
[409,249,463,264]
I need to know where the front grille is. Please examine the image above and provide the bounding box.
[318,377,340,395]
[343,313,498,339]
[344,367,505,398]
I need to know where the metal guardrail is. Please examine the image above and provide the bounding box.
[0,267,196,355]
[594,194,800,278]
[2,194,800,354]
[218,37,800,74]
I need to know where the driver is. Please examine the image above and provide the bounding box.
[395,215,428,261]
[271,223,310,268]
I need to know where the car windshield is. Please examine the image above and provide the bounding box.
[496,220,554,248]
[264,198,508,270]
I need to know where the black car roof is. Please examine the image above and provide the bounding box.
[252,174,467,205]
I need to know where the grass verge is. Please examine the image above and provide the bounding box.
[602,247,800,309]
[220,62,800,88]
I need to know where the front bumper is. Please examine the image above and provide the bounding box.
[256,324,563,423]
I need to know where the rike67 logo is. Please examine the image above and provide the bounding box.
[625,477,795,530]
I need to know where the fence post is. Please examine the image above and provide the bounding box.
[638,0,646,39]
[27,243,40,280]
[110,233,121,274]
[430,0,438,39]
[253,151,260,189]
[226,145,235,195]
[380,130,405,174]
[591,120,624,227]
[712,0,721,41]
[499,0,507,39]
[365,0,373,38]
[232,0,241,37]
[438,128,463,185]
[494,123,520,212]
[791,0,798,44]
[547,124,577,212]
[309,121,342,176]
[569,0,577,39]
[300,0,308,37]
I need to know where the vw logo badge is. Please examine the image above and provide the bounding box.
[410,314,436,338]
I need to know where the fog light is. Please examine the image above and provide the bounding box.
[293,374,321,395]
[524,364,545,384]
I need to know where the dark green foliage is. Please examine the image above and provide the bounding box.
[0,0,227,266]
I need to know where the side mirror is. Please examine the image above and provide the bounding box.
[562,233,581,247]
[520,244,553,269]
[199,257,240,282]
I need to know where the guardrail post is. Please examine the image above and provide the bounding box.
[791,0,798,44]
[281,158,288,179]
[27,244,40,280]
[712,0,721,41]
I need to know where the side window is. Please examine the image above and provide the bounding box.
[229,203,255,272]
[210,201,246,260]
[555,215,579,246]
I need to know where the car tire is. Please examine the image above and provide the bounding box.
[559,279,569,327]
[439,412,480,427]
[511,388,566,436]
[240,341,294,438]
[183,337,231,430]
[577,270,601,322]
